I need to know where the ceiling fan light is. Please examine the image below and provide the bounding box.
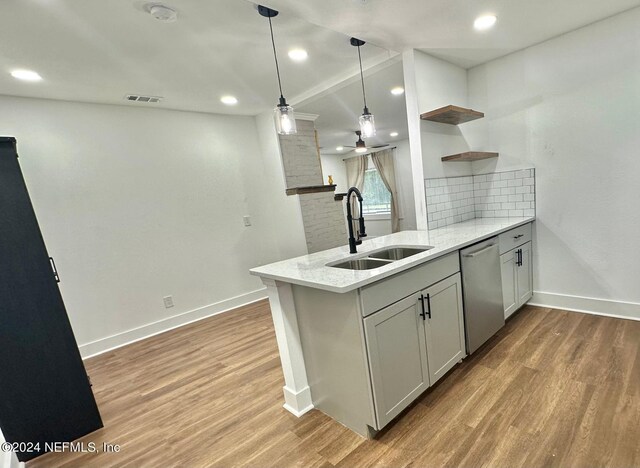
[355,147,367,153]
[359,111,376,138]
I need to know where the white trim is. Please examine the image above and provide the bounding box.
[79,288,268,359]
[402,49,428,231]
[262,278,314,417]
[530,291,640,322]
[294,112,319,122]
[282,385,314,417]
[364,213,391,221]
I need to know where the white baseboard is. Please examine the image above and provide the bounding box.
[79,288,268,359]
[530,291,640,322]
[282,385,314,417]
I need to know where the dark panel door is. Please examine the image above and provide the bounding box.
[0,137,102,462]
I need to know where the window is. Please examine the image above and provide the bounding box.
[362,166,391,215]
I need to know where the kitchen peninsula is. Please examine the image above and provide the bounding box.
[250,216,535,437]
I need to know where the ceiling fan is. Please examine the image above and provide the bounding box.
[342,130,389,153]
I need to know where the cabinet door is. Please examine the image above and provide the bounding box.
[423,273,465,384]
[517,242,533,306]
[501,251,518,319]
[364,294,430,429]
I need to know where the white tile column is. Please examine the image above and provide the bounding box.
[262,278,313,416]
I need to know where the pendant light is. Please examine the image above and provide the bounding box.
[258,5,297,135]
[351,37,376,138]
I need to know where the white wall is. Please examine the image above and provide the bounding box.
[320,153,348,193]
[413,50,473,179]
[0,95,307,356]
[0,428,21,468]
[465,7,640,318]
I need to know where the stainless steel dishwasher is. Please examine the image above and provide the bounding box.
[460,237,505,354]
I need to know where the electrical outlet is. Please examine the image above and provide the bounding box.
[163,295,174,308]
[243,215,252,227]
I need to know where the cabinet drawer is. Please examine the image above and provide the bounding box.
[498,223,532,255]
[360,252,460,317]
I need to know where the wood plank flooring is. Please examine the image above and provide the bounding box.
[29,302,640,468]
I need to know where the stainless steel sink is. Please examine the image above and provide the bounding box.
[368,247,431,261]
[330,258,392,270]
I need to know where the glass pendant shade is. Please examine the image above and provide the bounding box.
[359,111,376,138]
[274,102,297,135]
[259,5,297,136]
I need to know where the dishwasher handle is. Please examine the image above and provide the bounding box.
[462,243,498,258]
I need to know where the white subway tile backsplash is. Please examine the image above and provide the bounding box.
[425,169,536,228]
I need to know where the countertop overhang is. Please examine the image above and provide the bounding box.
[250,217,535,293]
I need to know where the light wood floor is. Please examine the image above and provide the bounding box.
[29,301,640,468]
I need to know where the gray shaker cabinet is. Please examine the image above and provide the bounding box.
[500,240,533,319]
[364,293,430,429]
[293,252,465,436]
[364,271,465,429]
[423,273,465,384]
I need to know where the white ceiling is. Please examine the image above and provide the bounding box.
[2,0,639,116]
[297,60,407,155]
[0,0,391,115]
[262,0,640,68]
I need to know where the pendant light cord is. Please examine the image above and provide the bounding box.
[357,45,368,110]
[268,15,284,100]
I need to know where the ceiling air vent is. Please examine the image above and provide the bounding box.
[125,94,163,104]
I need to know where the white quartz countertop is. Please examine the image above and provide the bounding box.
[250,217,535,293]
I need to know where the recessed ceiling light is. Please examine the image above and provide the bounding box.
[336,146,344,151]
[390,87,404,96]
[10,69,42,82]
[220,95,238,105]
[145,3,178,22]
[474,15,497,31]
[390,132,399,137]
[288,49,308,61]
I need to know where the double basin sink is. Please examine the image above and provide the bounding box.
[328,247,433,270]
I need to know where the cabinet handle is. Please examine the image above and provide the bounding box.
[49,257,60,283]
[462,243,497,258]
[514,234,524,239]
[426,293,432,319]
[517,249,523,267]
[418,295,426,320]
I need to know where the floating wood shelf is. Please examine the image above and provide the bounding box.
[420,105,484,125]
[441,152,499,162]
[285,184,336,196]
